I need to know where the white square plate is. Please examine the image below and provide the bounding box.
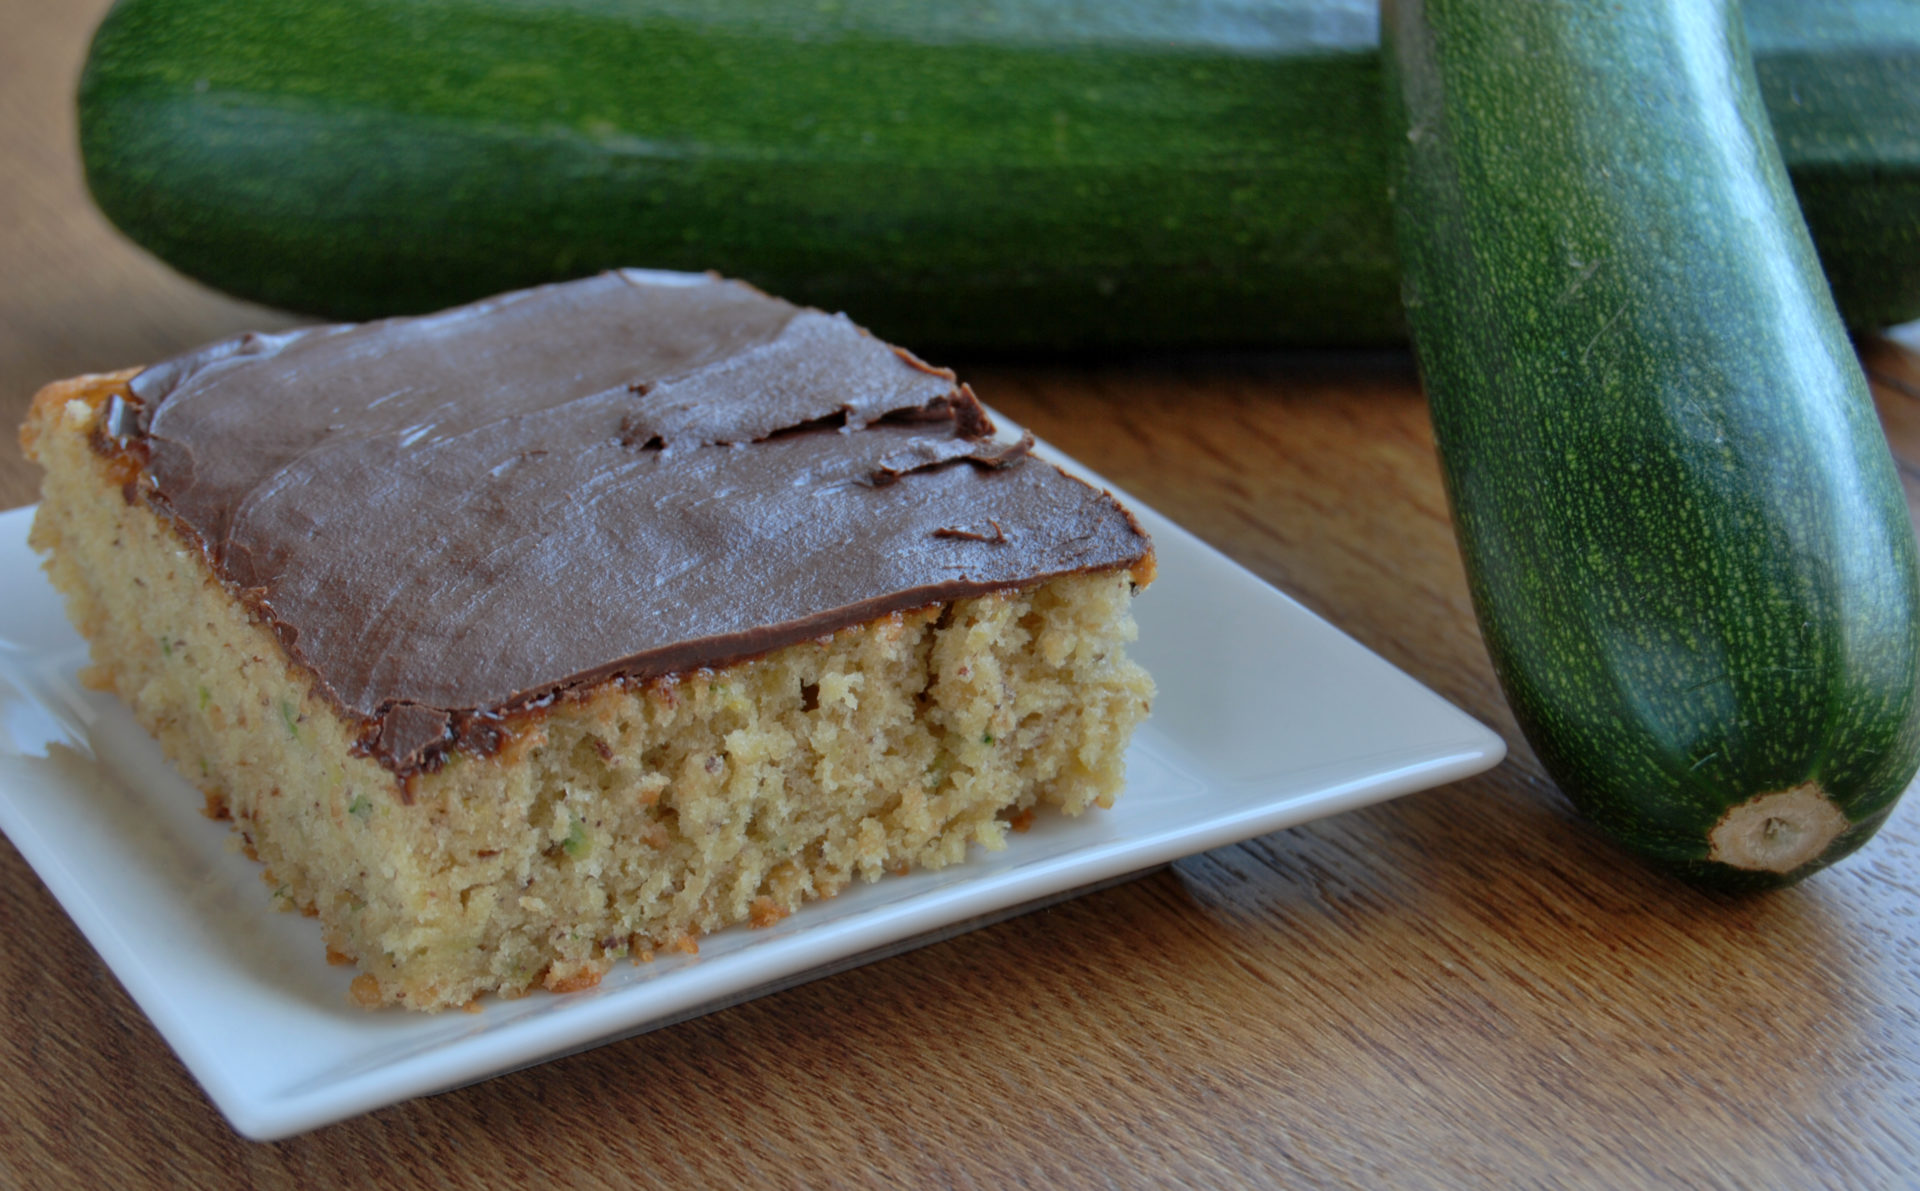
[0,445,1503,1140]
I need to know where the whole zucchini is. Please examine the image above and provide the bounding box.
[77,0,1920,349]
[1385,0,1920,886]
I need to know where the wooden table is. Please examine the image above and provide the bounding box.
[4,2,1917,1184]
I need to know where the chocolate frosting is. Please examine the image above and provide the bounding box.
[121,271,1150,772]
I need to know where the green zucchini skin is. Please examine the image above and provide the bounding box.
[1384,0,1920,887]
[76,0,1920,348]
[79,0,1399,348]
[1749,0,1920,333]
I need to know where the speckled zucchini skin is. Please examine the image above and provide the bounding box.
[1384,0,1920,887]
[75,0,1920,348]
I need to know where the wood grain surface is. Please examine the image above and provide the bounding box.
[4,1,1917,1185]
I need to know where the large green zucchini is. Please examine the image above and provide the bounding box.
[1385,0,1920,886]
[77,0,1920,349]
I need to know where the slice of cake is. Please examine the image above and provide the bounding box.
[20,270,1154,1011]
